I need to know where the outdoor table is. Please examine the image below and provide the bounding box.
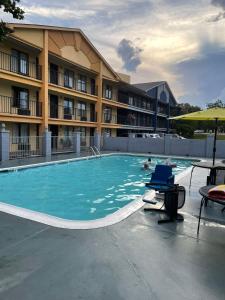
[198,185,225,235]
[189,161,225,189]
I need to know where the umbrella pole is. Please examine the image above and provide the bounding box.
[213,118,218,166]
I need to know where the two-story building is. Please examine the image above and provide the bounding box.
[0,23,177,157]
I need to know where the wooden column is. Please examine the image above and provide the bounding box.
[96,61,103,134]
[39,30,49,133]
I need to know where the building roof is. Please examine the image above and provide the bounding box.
[133,81,166,92]
[133,81,177,104]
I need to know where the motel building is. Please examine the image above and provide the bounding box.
[0,23,177,159]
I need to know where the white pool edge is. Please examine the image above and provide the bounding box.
[0,154,195,229]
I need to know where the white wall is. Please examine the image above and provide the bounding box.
[103,136,225,159]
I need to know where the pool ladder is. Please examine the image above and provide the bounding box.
[90,146,101,158]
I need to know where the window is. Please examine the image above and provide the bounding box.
[64,98,73,117]
[13,87,29,110]
[77,75,87,92]
[50,63,58,85]
[11,50,29,75]
[12,123,29,144]
[105,85,112,99]
[64,126,73,137]
[90,78,96,95]
[77,127,86,146]
[104,128,111,136]
[103,107,112,123]
[78,102,87,120]
[64,69,74,88]
[128,96,134,106]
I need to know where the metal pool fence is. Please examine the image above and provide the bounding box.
[9,136,43,159]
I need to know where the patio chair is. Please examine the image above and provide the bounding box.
[146,164,174,189]
[144,165,185,223]
[206,166,225,211]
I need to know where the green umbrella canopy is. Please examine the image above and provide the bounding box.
[170,107,225,165]
[170,107,225,121]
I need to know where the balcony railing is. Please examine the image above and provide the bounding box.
[157,106,168,115]
[0,95,42,117]
[0,51,42,80]
[49,103,97,122]
[103,113,117,124]
[118,97,155,112]
[49,70,98,96]
[117,114,153,127]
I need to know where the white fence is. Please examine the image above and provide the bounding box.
[103,135,225,159]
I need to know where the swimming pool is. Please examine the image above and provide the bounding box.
[0,154,193,228]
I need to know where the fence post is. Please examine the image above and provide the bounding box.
[164,134,171,155]
[0,124,9,161]
[72,132,80,155]
[206,135,214,158]
[128,133,135,152]
[43,130,52,157]
[94,133,101,150]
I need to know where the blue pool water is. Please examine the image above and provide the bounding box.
[0,155,193,220]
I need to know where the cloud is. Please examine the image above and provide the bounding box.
[172,48,225,106]
[208,0,225,22]
[117,39,143,72]
[211,0,225,9]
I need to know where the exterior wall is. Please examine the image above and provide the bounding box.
[157,84,169,103]
[48,61,97,95]
[0,41,39,66]
[11,29,44,48]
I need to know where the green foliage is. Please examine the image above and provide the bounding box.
[0,0,24,41]
[175,123,194,138]
[207,99,225,108]
[172,102,201,116]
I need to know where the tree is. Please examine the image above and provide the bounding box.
[0,0,24,41]
[207,99,225,108]
[172,102,201,116]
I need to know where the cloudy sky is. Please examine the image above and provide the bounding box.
[1,0,225,107]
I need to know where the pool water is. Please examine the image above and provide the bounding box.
[0,155,192,220]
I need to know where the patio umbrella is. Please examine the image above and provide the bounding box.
[170,107,225,165]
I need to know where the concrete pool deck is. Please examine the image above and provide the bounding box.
[0,155,225,299]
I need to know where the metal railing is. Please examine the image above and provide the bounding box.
[0,51,42,80]
[49,70,98,96]
[51,136,74,154]
[0,95,42,117]
[9,136,43,159]
[103,113,117,124]
[80,136,94,152]
[118,95,155,111]
[117,114,153,127]
[49,103,96,122]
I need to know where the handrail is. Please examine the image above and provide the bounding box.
[93,146,101,157]
[90,147,97,156]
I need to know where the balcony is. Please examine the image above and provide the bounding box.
[49,70,98,97]
[117,114,153,128]
[0,51,42,80]
[49,103,97,122]
[0,95,42,117]
[157,105,168,116]
[118,95,155,113]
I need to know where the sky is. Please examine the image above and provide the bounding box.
[1,0,225,107]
